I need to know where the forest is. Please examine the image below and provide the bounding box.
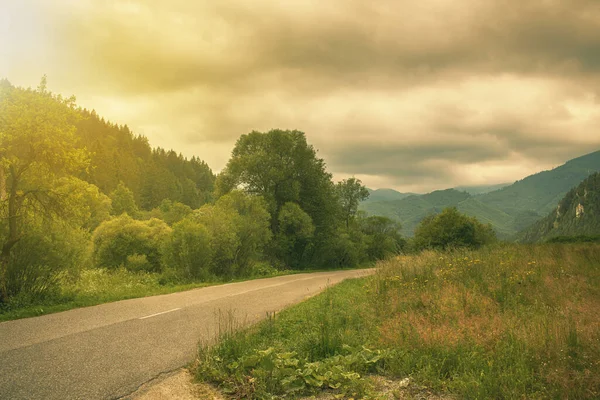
[0,79,409,311]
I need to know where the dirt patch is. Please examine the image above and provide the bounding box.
[124,369,223,400]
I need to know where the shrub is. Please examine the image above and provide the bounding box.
[414,207,496,250]
[163,218,213,280]
[4,221,89,303]
[275,202,315,268]
[91,214,171,272]
[359,215,405,260]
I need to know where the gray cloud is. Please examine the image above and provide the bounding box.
[4,0,600,192]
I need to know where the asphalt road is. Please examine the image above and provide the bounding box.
[0,269,372,400]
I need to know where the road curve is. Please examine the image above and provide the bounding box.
[0,269,372,400]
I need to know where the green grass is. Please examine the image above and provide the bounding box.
[0,268,213,321]
[196,243,600,399]
[0,264,372,322]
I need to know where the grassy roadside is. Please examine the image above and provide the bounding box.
[196,243,600,399]
[0,265,371,322]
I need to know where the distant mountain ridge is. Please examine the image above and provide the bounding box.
[453,183,510,195]
[360,150,600,237]
[517,172,600,242]
[366,188,416,202]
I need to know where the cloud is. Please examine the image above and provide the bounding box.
[3,0,600,192]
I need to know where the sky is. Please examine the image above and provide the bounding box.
[1,0,600,193]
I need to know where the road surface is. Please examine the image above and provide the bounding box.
[0,269,372,400]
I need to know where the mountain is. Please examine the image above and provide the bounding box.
[359,150,600,237]
[477,150,600,216]
[517,172,600,242]
[366,188,415,202]
[453,183,510,195]
[361,189,470,237]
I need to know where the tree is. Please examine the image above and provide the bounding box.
[215,191,272,275]
[0,78,89,302]
[215,130,341,268]
[150,199,192,226]
[215,130,339,234]
[164,218,212,280]
[91,215,171,272]
[56,177,112,231]
[109,181,139,217]
[336,178,369,228]
[193,204,240,277]
[359,215,404,260]
[275,202,315,268]
[413,207,496,250]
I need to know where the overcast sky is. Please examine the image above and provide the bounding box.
[1,0,599,192]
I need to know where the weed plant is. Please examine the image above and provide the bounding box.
[197,243,600,399]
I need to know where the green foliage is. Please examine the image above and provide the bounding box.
[360,151,600,238]
[336,178,369,228]
[109,181,139,217]
[275,202,315,268]
[3,219,89,303]
[55,177,112,231]
[215,130,340,262]
[199,345,384,398]
[197,279,380,398]
[215,191,272,275]
[198,244,600,399]
[193,205,240,277]
[359,215,405,260]
[77,109,215,210]
[414,207,496,250]
[147,199,193,226]
[519,172,600,243]
[0,78,90,302]
[163,218,213,280]
[91,214,171,272]
[546,235,600,243]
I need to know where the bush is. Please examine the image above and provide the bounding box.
[91,214,171,272]
[359,215,404,260]
[4,221,89,303]
[413,207,496,250]
[163,218,213,280]
[275,202,315,268]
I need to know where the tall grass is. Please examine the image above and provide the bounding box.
[196,243,600,399]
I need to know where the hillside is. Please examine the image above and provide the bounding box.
[76,109,215,209]
[361,189,470,236]
[477,150,600,216]
[453,182,510,195]
[366,188,415,202]
[360,150,600,237]
[518,172,600,242]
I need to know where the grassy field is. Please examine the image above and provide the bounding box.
[196,243,600,399]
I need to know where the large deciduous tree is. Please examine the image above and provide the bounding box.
[0,78,89,302]
[336,177,369,228]
[215,128,339,236]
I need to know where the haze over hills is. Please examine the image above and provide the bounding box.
[453,183,511,195]
[518,172,600,243]
[366,188,416,202]
[360,150,600,238]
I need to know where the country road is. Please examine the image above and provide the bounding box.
[0,269,372,400]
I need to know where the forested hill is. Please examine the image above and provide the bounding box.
[76,109,215,210]
[517,172,600,243]
[360,150,600,237]
[477,150,600,217]
[0,79,407,307]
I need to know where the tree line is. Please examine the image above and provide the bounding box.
[0,79,410,305]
